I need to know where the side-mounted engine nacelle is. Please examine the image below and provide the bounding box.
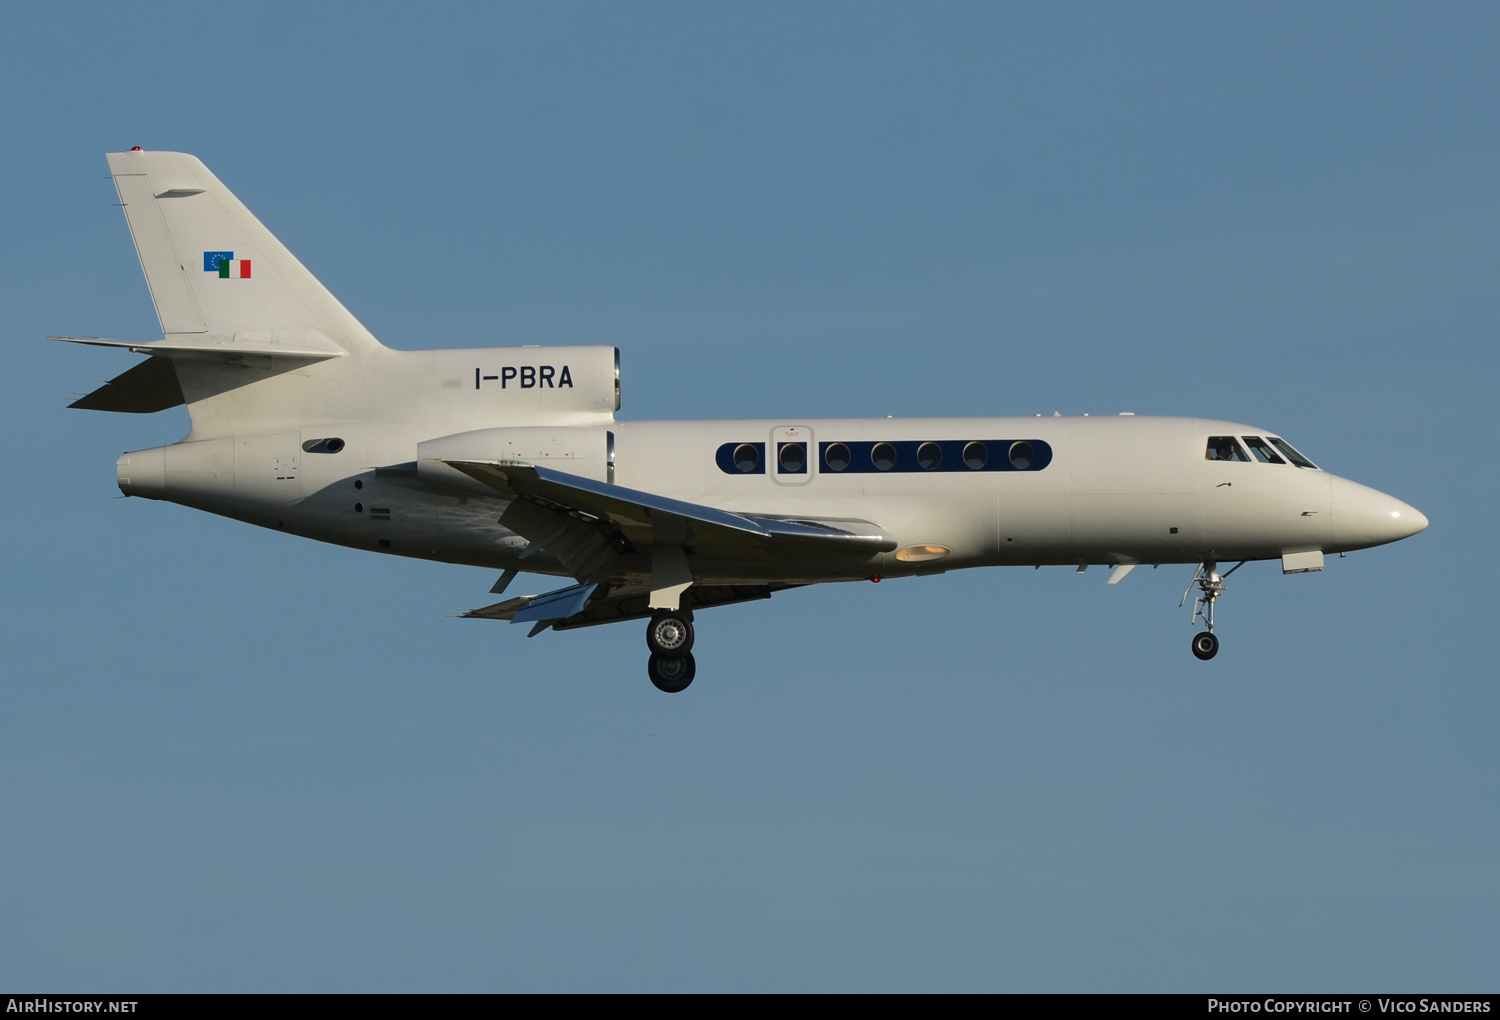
[416,426,615,498]
[117,440,231,509]
[116,434,304,530]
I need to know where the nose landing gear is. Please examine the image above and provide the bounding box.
[1180,560,1244,661]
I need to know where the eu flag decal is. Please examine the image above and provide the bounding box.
[204,251,251,278]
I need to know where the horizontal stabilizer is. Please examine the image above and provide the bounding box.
[69,356,184,413]
[50,333,345,362]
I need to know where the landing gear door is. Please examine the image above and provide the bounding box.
[770,425,814,486]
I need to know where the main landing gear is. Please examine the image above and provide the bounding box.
[645,610,696,693]
[646,611,694,658]
[648,652,696,693]
[1180,560,1244,661]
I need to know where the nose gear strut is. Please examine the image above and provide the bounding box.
[1180,560,1245,660]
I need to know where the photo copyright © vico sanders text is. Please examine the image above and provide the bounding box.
[1209,1003,1491,1015]
[6,1003,136,1014]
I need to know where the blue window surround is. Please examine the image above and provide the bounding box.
[714,440,1052,474]
[715,442,766,474]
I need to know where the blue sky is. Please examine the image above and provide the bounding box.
[2,2,1496,991]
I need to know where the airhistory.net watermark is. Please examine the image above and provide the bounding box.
[5,1001,137,1014]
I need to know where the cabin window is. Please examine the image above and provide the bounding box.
[824,443,851,472]
[917,442,943,470]
[1268,437,1318,469]
[963,441,988,470]
[1241,436,1286,464]
[870,443,897,471]
[1205,436,1249,462]
[733,444,761,473]
[778,442,807,473]
[1009,441,1034,470]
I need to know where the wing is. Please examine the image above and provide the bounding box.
[441,459,895,581]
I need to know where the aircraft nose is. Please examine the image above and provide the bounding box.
[1330,475,1428,551]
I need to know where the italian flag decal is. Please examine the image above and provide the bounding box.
[203,251,251,278]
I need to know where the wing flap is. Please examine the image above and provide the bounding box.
[500,497,619,584]
[461,581,800,630]
[508,583,597,624]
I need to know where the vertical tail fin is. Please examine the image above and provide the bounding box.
[105,149,383,355]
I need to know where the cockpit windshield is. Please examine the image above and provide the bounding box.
[1267,437,1318,469]
[1241,436,1285,464]
[1205,436,1250,462]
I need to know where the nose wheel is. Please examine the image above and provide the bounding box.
[1180,560,1243,661]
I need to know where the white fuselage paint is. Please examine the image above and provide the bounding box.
[75,149,1428,661]
[116,410,1426,585]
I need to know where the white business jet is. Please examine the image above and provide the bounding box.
[58,150,1427,691]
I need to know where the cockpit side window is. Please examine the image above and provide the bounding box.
[1241,436,1286,464]
[1205,436,1250,462]
[1268,437,1318,469]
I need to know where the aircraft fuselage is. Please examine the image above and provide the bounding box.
[115,413,1425,584]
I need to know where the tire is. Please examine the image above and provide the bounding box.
[648,653,696,693]
[646,612,694,658]
[1191,631,1219,661]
